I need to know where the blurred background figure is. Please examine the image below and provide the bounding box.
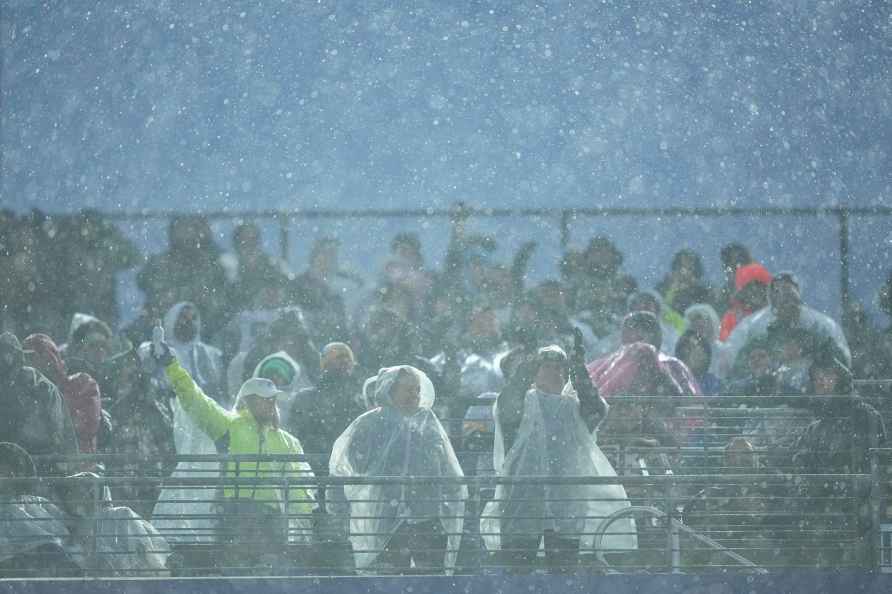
[137,214,228,340]
[657,249,712,321]
[292,238,350,346]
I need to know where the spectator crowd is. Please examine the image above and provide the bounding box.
[1,204,890,576]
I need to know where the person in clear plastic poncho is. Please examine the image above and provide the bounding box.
[481,337,637,572]
[328,365,467,574]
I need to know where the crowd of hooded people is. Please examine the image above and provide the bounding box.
[1,205,891,576]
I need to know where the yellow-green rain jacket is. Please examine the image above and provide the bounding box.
[164,361,314,516]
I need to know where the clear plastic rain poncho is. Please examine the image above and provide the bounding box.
[60,474,171,576]
[481,384,637,553]
[683,304,726,378]
[148,304,221,543]
[160,302,224,396]
[328,366,467,571]
[150,410,218,542]
[0,495,69,565]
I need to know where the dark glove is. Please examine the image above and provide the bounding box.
[97,408,114,451]
[571,327,586,364]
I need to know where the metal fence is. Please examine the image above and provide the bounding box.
[2,398,889,580]
[0,466,883,578]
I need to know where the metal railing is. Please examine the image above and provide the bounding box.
[455,393,891,475]
[2,394,889,579]
[2,454,888,578]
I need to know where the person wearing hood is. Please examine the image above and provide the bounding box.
[0,332,79,477]
[54,472,171,577]
[143,302,225,405]
[23,334,101,456]
[724,272,851,376]
[146,305,226,543]
[586,312,699,457]
[287,343,366,479]
[675,331,721,396]
[64,314,115,377]
[328,365,467,574]
[482,333,636,572]
[588,311,701,399]
[683,303,726,379]
[151,336,315,573]
[252,350,304,428]
[718,263,772,342]
[0,442,81,578]
[235,308,321,396]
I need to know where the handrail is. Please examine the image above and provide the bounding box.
[458,393,889,408]
[592,506,768,574]
[0,471,872,487]
[1,459,878,577]
[85,205,892,221]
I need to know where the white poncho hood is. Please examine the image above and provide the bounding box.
[329,366,466,571]
[161,302,223,393]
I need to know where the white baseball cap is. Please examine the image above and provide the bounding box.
[236,377,287,402]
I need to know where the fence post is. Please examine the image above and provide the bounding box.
[282,472,290,572]
[91,478,101,577]
[837,208,850,314]
[278,214,291,264]
[869,448,882,569]
[867,408,883,569]
[664,478,681,573]
[559,209,571,250]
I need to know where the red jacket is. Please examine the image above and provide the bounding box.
[719,263,772,342]
[23,333,101,454]
[719,301,749,342]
